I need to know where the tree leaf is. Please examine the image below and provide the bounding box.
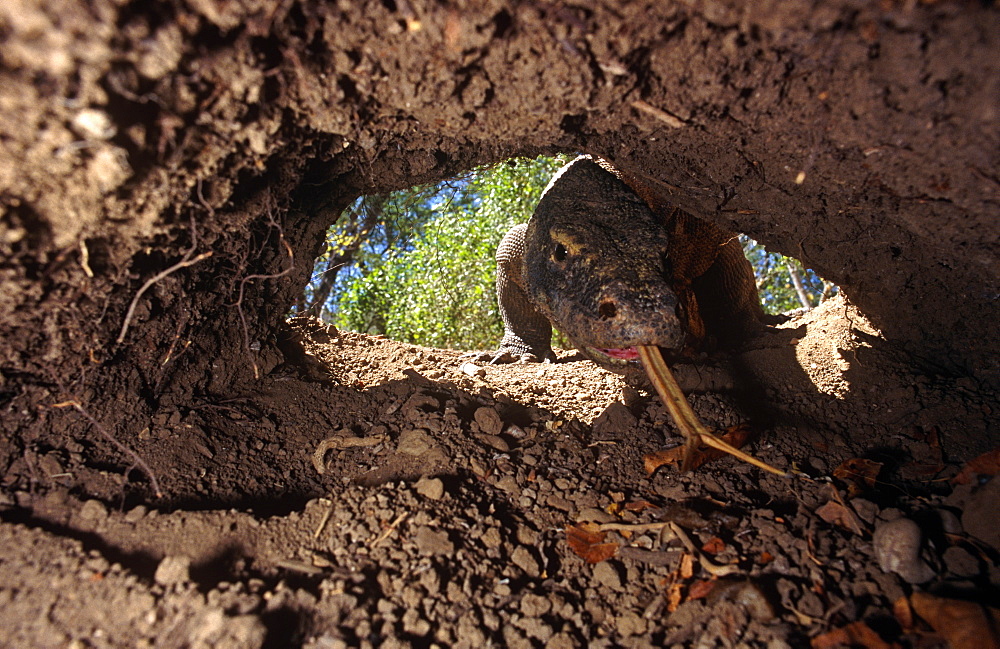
[832,458,882,497]
[565,522,618,564]
[815,500,864,536]
[810,621,896,649]
[910,592,1000,649]
[952,447,1000,485]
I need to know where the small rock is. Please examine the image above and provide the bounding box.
[616,610,647,636]
[124,505,148,523]
[460,362,486,377]
[474,407,503,436]
[469,457,489,478]
[938,508,963,535]
[943,546,980,578]
[414,477,444,500]
[72,109,115,140]
[78,499,107,522]
[545,494,574,513]
[576,507,617,524]
[397,429,435,456]
[511,546,540,577]
[414,527,454,556]
[155,555,191,586]
[517,615,553,642]
[496,476,520,495]
[873,518,936,584]
[592,561,622,589]
[481,527,502,548]
[592,402,637,436]
[520,593,552,617]
[850,498,879,525]
[478,433,510,452]
[188,609,266,649]
[546,632,577,649]
[38,453,64,478]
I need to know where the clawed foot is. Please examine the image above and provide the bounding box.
[460,348,555,365]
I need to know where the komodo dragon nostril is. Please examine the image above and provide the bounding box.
[598,301,617,319]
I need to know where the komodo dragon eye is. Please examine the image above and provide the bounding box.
[553,243,568,262]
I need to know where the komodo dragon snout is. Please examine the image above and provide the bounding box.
[523,158,686,365]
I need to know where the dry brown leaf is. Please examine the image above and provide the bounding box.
[643,424,753,474]
[810,621,896,649]
[952,447,1000,485]
[757,551,774,565]
[910,592,1000,649]
[893,596,915,631]
[624,500,657,512]
[666,582,684,612]
[687,578,716,600]
[816,500,865,536]
[565,523,618,564]
[833,458,883,497]
[679,552,695,579]
[701,537,725,555]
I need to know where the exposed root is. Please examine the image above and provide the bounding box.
[49,400,164,498]
[116,216,210,345]
[231,200,295,379]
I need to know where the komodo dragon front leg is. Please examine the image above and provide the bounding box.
[491,223,558,363]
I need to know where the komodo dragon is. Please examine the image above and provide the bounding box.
[481,155,767,378]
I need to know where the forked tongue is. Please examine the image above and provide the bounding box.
[636,345,786,476]
[598,346,639,360]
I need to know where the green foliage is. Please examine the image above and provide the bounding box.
[311,154,571,349]
[305,155,835,350]
[741,235,834,314]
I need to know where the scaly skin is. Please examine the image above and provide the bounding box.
[483,156,765,373]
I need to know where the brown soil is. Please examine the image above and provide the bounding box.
[1,1,998,647]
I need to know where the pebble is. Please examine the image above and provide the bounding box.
[474,407,503,436]
[961,477,1000,552]
[616,610,647,636]
[519,593,552,617]
[591,402,637,436]
[511,546,540,577]
[576,507,617,524]
[592,561,622,589]
[78,499,107,522]
[460,362,485,377]
[414,527,454,556]
[414,477,444,500]
[154,555,191,586]
[546,632,577,649]
[872,518,936,584]
[478,433,510,452]
[397,429,435,456]
[943,546,979,578]
[849,498,878,525]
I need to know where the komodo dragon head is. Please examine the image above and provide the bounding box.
[524,157,686,367]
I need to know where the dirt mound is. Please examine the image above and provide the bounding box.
[4,310,999,647]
